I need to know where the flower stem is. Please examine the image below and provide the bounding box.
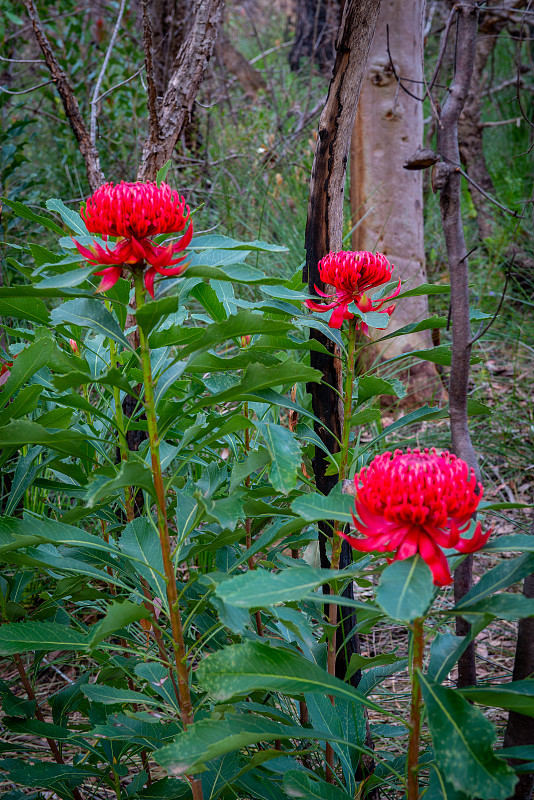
[325,317,358,783]
[243,400,262,636]
[133,274,203,800]
[108,334,134,522]
[407,617,424,800]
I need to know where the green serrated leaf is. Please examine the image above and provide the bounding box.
[376,556,436,622]
[51,298,133,351]
[0,296,50,325]
[459,681,534,717]
[82,684,159,706]
[419,673,517,800]
[156,160,172,186]
[1,197,64,235]
[197,641,392,716]
[253,420,301,495]
[87,600,150,649]
[283,770,351,799]
[0,337,54,410]
[46,198,89,235]
[291,490,355,524]
[0,621,89,655]
[86,461,156,507]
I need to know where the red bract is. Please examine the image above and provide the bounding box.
[339,448,490,586]
[305,250,401,332]
[0,361,13,387]
[75,181,193,297]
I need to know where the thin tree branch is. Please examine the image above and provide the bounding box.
[22,0,104,191]
[140,0,160,145]
[95,66,145,103]
[435,0,479,689]
[469,257,514,346]
[428,4,459,94]
[0,79,55,95]
[0,54,43,63]
[480,116,522,126]
[249,40,293,64]
[386,24,422,101]
[457,165,520,216]
[90,0,127,145]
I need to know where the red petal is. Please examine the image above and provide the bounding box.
[305,299,337,313]
[455,521,491,553]
[94,266,122,292]
[144,267,156,298]
[418,534,452,586]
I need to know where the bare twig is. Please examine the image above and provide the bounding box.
[0,54,43,63]
[483,76,524,96]
[385,24,422,101]
[457,165,520,216]
[90,0,127,144]
[435,0,479,689]
[22,0,104,191]
[248,39,293,64]
[469,257,514,346]
[427,4,459,94]
[480,116,522,126]
[140,0,160,145]
[95,66,144,103]
[0,79,55,95]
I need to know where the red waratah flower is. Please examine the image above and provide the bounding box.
[75,181,193,298]
[305,250,401,332]
[339,448,490,586]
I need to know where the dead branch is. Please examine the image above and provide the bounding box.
[95,67,145,104]
[434,0,479,688]
[0,79,55,95]
[140,0,160,145]
[90,0,127,145]
[457,165,520,216]
[427,4,459,95]
[137,0,224,181]
[23,0,104,191]
[304,0,381,788]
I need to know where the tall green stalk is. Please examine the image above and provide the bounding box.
[108,333,134,522]
[134,272,204,800]
[407,618,424,800]
[326,316,358,781]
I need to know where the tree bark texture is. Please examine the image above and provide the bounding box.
[434,0,479,688]
[138,0,224,180]
[349,0,446,406]
[143,0,196,97]
[304,0,381,504]
[23,0,105,192]
[457,0,523,241]
[304,1,380,785]
[289,0,341,73]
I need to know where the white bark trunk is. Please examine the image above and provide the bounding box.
[349,0,446,404]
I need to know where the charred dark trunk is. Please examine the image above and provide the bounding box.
[289,0,341,73]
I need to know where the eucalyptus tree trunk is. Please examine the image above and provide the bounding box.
[457,0,523,241]
[349,0,446,405]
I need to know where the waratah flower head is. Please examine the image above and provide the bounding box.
[305,250,401,331]
[339,448,490,586]
[75,181,193,297]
